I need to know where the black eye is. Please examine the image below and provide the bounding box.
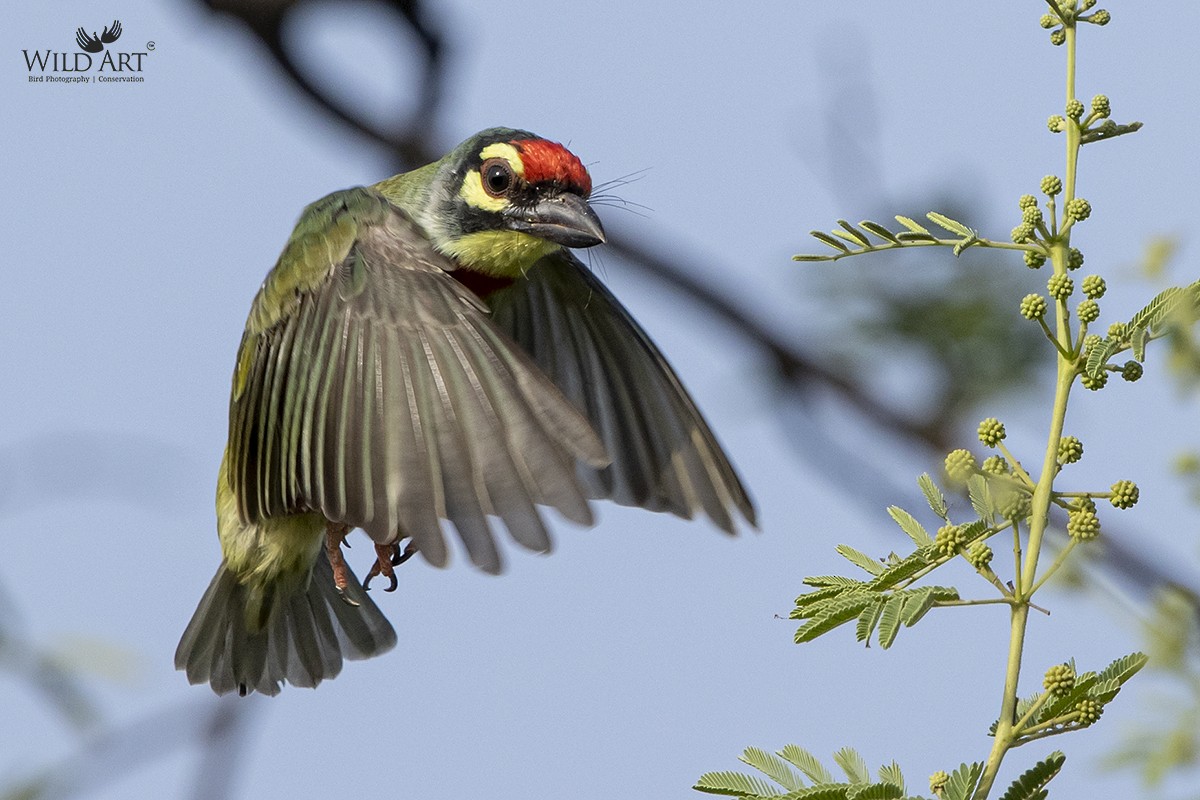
[481,159,514,197]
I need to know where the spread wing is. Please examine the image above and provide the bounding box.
[229,188,608,574]
[488,251,755,533]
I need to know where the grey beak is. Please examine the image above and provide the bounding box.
[505,193,606,248]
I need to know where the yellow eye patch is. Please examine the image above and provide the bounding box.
[478,143,524,176]
[460,142,525,211]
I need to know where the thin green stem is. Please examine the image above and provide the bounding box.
[997,443,1037,488]
[1028,539,1078,596]
[934,597,1016,609]
[1013,691,1053,735]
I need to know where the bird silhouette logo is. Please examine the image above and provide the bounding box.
[75,20,122,53]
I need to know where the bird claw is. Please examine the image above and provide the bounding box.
[364,540,417,592]
[325,523,359,606]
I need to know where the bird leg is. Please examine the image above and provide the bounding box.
[324,523,359,606]
[363,539,418,592]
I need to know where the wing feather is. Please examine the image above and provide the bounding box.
[229,189,607,570]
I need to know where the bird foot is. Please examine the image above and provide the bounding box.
[325,523,359,606]
[364,540,418,592]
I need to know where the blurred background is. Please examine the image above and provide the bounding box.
[4,1,1199,797]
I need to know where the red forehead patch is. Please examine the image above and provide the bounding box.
[514,138,592,196]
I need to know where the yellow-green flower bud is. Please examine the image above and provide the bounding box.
[977,418,1006,447]
[1047,114,1067,133]
[1087,9,1111,25]
[996,488,1032,521]
[1067,247,1084,270]
[930,770,950,795]
[1024,250,1047,269]
[1043,663,1076,696]
[1058,436,1084,464]
[1066,197,1092,222]
[1011,222,1035,244]
[1107,321,1127,339]
[1121,360,1143,382]
[1077,299,1100,323]
[1076,699,1103,725]
[1068,508,1101,540]
[1050,28,1067,45]
[1022,206,1045,227]
[1110,479,1139,509]
[1048,274,1073,301]
[1020,294,1048,320]
[1066,98,1085,120]
[982,455,1009,475]
[1039,13,1057,28]
[944,449,976,484]
[1081,275,1106,299]
[1091,94,1111,119]
[967,541,993,569]
[1080,370,1108,391]
[1040,175,1063,196]
[1019,194,1038,210]
[935,524,967,557]
[1081,0,1097,9]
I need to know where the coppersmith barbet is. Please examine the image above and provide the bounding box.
[175,128,755,696]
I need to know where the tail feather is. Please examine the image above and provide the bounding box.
[175,549,397,696]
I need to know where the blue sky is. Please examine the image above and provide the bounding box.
[3,1,1198,797]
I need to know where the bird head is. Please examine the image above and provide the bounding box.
[377,128,606,277]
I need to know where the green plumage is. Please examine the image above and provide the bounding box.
[177,128,754,696]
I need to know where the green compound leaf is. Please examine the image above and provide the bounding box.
[966,475,995,524]
[742,747,806,792]
[895,230,938,243]
[856,599,885,643]
[836,220,872,247]
[1085,336,1121,379]
[811,230,852,253]
[876,762,905,794]
[894,215,931,235]
[779,745,834,785]
[876,595,906,649]
[942,762,984,800]
[1097,651,1149,686]
[997,752,1065,800]
[918,473,949,520]
[846,783,904,800]
[858,220,901,244]
[834,748,871,784]
[1131,325,1147,361]
[887,505,933,547]
[795,592,876,642]
[926,211,974,237]
[837,544,887,576]
[695,770,783,797]
[868,551,931,591]
[802,575,867,589]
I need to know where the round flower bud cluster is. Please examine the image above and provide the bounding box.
[1050,28,1066,45]
[1077,299,1100,324]
[1048,274,1074,301]
[1067,247,1085,270]
[1012,222,1035,244]
[1081,275,1106,299]
[1091,94,1111,118]
[1076,699,1103,725]
[1110,479,1139,509]
[1040,175,1062,196]
[929,770,950,795]
[945,449,976,483]
[1067,508,1101,540]
[935,524,967,557]
[1020,294,1048,320]
[1087,9,1111,25]
[1047,114,1067,133]
[1081,370,1108,391]
[1107,322,1127,339]
[1043,664,1076,696]
[982,455,1009,475]
[967,541,993,570]
[1081,0,1097,9]
[997,489,1031,521]
[1066,98,1085,120]
[1022,205,1045,227]
[1019,194,1038,210]
[1024,251,1047,269]
[1082,334,1102,353]
[1121,361,1143,382]
[1058,436,1084,464]
[977,417,1006,447]
[1039,13,1057,28]
[1066,197,1092,222]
